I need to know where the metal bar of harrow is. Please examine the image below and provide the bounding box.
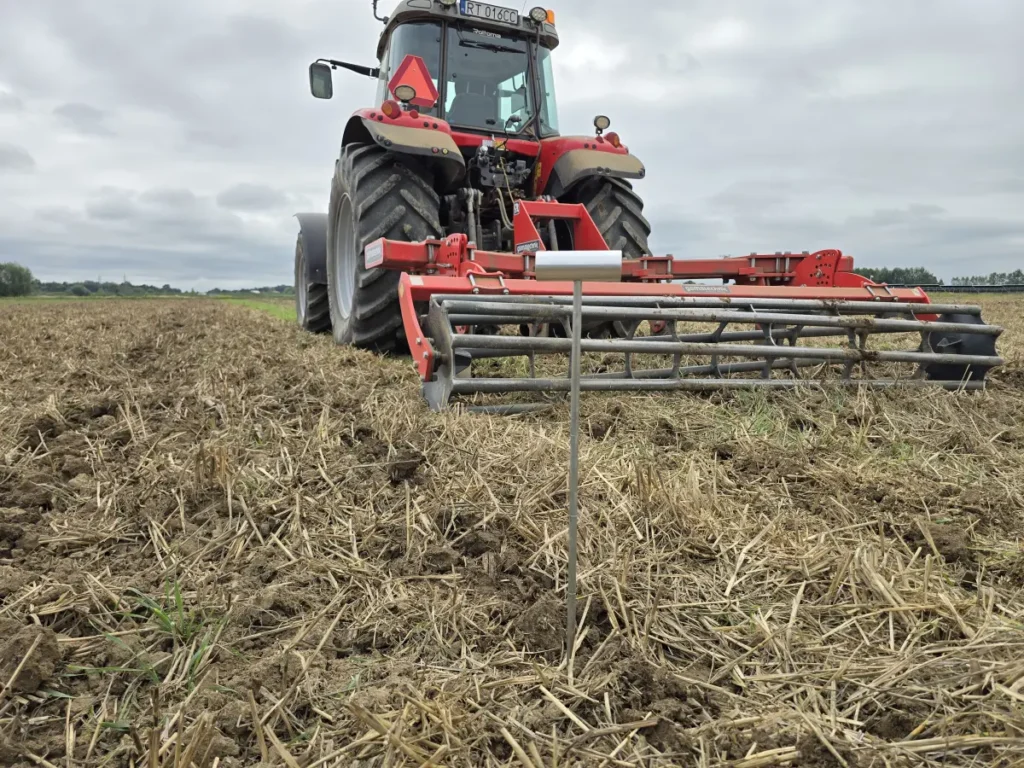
[425,296,1001,405]
[430,294,989,316]
[449,334,1001,368]
[451,378,986,394]
[453,328,851,360]
[585,359,826,380]
[449,322,848,344]
[439,300,1003,336]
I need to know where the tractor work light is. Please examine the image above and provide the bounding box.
[394,84,417,103]
[594,115,611,132]
[529,6,548,22]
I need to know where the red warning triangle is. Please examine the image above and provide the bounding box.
[388,54,439,108]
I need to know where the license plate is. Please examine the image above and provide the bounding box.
[460,0,519,25]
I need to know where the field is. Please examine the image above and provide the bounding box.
[1,295,1023,767]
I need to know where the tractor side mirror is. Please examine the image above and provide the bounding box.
[309,62,334,100]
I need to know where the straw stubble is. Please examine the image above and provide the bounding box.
[0,295,1022,766]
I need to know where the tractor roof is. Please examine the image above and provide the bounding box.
[376,0,559,59]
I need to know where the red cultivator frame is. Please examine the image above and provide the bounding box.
[296,1,1003,413]
[365,200,1003,412]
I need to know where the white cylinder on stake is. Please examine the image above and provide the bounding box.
[534,250,623,282]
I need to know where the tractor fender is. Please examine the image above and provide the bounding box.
[537,137,646,198]
[342,110,466,191]
[294,212,328,284]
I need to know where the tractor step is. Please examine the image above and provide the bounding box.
[418,294,1004,412]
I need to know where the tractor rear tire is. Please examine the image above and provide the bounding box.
[561,177,653,337]
[326,143,442,353]
[294,221,331,334]
[562,176,652,259]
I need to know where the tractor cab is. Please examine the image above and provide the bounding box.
[303,0,650,304]
[308,0,646,206]
[372,1,560,139]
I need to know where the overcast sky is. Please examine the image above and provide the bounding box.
[1,0,1021,289]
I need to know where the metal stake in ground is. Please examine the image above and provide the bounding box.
[566,278,582,663]
[534,249,623,669]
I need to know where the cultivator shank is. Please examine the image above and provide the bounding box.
[367,200,1003,411]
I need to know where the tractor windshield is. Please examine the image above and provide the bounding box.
[380,22,559,136]
[443,26,558,137]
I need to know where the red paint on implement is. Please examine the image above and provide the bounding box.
[397,277,435,381]
[399,274,934,305]
[512,199,609,254]
[374,197,941,383]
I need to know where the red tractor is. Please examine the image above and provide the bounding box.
[294,0,1001,412]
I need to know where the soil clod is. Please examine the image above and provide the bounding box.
[0,624,61,694]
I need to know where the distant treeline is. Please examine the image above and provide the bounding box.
[34,280,295,297]
[855,267,1024,288]
[949,270,1024,287]
[855,267,942,285]
[2,261,298,298]
[205,286,295,296]
[34,280,191,297]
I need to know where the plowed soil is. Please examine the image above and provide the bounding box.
[1,296,1022,767]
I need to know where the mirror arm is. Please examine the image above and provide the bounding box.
[316,58,380,79]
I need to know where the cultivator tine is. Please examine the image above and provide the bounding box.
[420,295,1004,412]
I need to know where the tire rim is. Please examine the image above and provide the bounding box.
[295,238,307,324]
[333,195,355,319]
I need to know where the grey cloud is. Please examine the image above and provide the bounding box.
[140,188,199,209]
[217,183,289,212]
[0,143,36,172]
[708,182,801,215]
[654,51,701,76]
[35,205,79,221]
[54,102,115,136]
[185,128,240,149]
[1,235,283,290]
[85,189,138,221]
[21,183,283,287]
[0,91,23,112]
[83,185,266,246]
[853,205,948,228]
[845,206,1024,250]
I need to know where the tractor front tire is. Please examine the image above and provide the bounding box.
[326,143,442,353]
[562,176,652,259]
[561,177,654,337]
